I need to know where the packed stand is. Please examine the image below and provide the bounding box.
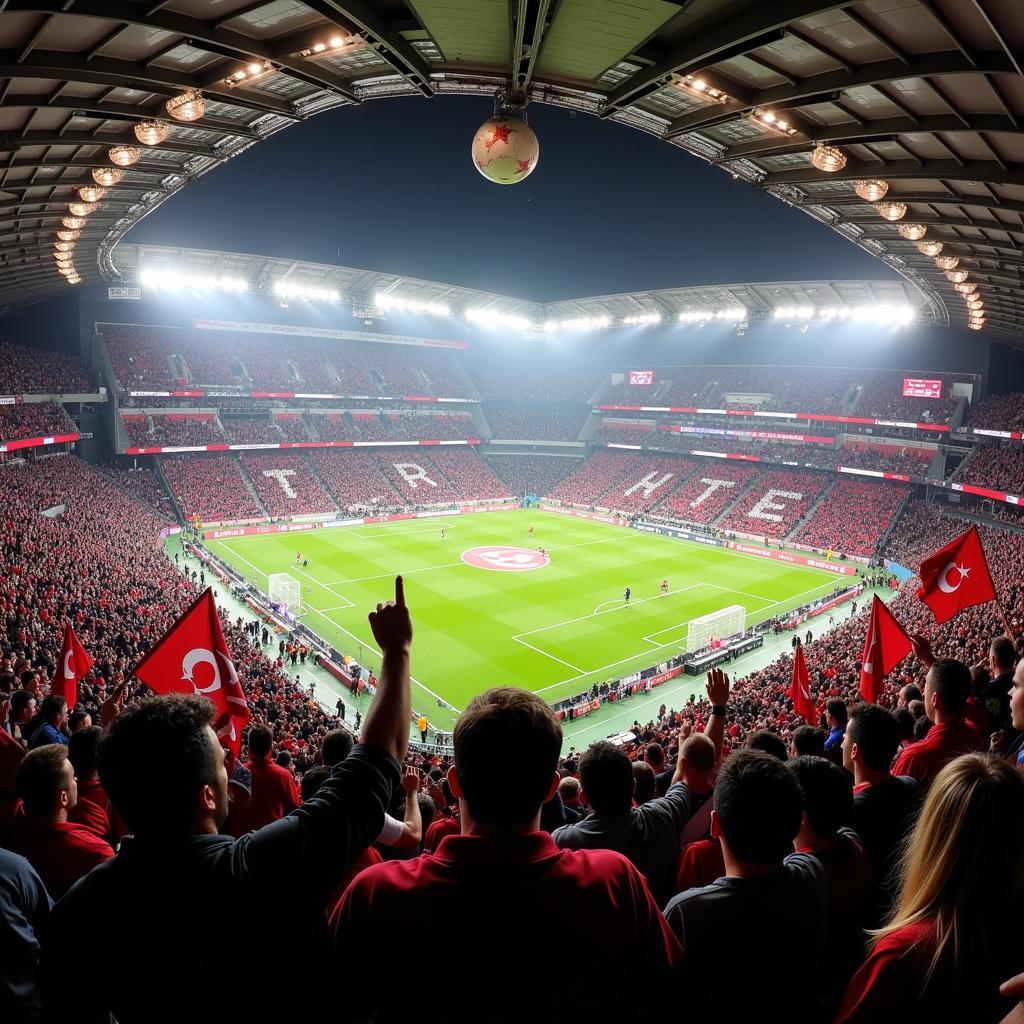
[0,402,75,443]
[468,362,603,402]
[123,414,223,449]
[160,455,264,522]
[602,365,721,407]
[651,461,757,525]
[304,450,403,511]
[836,444,934,477]
[483,402,588,440]
[101,325,179,389]
[272,413,312,442]
[0,341,92,395]
[601,455,695,514]
[371,451,462,504]
[363,344,467,399]
[485,453,580,496]
[968,392,1024,432]
[547,449,644,506]
[795,480,907,557]
[718,468,830,539]
[594,419,656,443]
[764,367,856,413]
[312,413,358,442]
[94,464,173,519]
[239,453,337,517]
[385,413,476,441]
[855,369,966,423]
[427,448,511,501]
[219,417,283,445]
[956,445,1024,495]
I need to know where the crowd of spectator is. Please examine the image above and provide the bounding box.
[370,452,465,505]
[547,449,645,506]
[0,342,92,395]
[594,419,656,443]
[427,449,511,501]
[219,417,284,445]
[304,450,405,512]
[968,392,1024,431]
[160,455,264,522]
[273,413,313,442]
[855,369,967,423]
[385,413,476,441]
[601,456,696,515]
[123,414,223,448]
[485,453,580,496]
[652,461,757,525]
[795,480,908,557]
[0,402,76,443]
[483,403,588,440]
[957,445,1024,495]
[239,453,338,517]
[834,444,935,477]
[94,464,173,519]
[718,468,830,539]
[364,344,466,399]
[468,363,603,402]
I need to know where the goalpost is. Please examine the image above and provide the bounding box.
[687,604,746,653]
[268,572,303,618]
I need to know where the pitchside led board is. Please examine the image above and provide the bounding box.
[903,377,943,399]
[630,370,655,387]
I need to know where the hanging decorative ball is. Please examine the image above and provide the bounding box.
[935,255,959,270]
[945,269,969,283]
[166,90,204,122]
[897,223,927,240]
[57,229,80,242]
[110,145,142,168]
[875,201,907,221]
[135,120,169,145]
[917,240,943,256]
[93,167,124,186]
[855,180,889,202]
[470,116,540,185]
[68,202,99,217]
[956,282,978,294]
[62,216,86,230]
[810,143,847,173]
[968,321,984,330]
[54,241,75,253]
[78,185,105,203]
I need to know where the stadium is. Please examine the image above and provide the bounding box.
[1,1,1024,1021]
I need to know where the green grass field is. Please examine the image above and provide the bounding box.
[207,509,846,730]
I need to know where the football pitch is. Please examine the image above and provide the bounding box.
[207,509,845,730]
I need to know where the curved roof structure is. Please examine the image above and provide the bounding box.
[0,0,1020,340]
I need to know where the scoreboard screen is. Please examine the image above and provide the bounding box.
[629,370,654,387]
[903,378,942,399]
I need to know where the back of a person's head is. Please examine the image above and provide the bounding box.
[321,728,354,767]
[98,694,219,837]
[247,726,273,759]
[848,703,901,771]
[884,754,1024,966]
[558,775,581,803]
[908,699,927,721]
[68,725,101,779]
[714,749,803,865]
[791,725,825,758]
[644,742,665,769]
[275,750,292,769]
[300,765,330,801]
[914,716,933,741]
[17,744,70,817]
[453,687,561,829]
[579,741,634,816]
[745,730,788,762]
[681,733,716,772]
[39,694,66,724]
[928,658,971,716]
[632,761,656,804]
[901,683,923,704]
[825,699,848,726]
[894,708,916,741]
[991,636,1015,672]
[787,755,852,839]
[10,689,34,718]
[68,710,92,732]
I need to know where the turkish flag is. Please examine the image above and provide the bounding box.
[859,595,914,702]
[58,623,94,709]
[917,525,997,624]
[788,643,818,724]
[131,588,250,756]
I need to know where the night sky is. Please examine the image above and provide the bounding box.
[126,95,891,303]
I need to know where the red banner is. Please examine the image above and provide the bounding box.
[125,439,481,455]
[0,432,80,454]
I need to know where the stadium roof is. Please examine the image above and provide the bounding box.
[112,241,936,328]
[0,0,1020,340]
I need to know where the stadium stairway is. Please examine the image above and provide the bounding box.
[235,456,271,517]
[155,459,186,525]
[877,488,913,558]
[783,474,835,544]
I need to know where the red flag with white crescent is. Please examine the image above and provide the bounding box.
[130,588,250,755]
[58,623,94,710]
[916,525,997,624]
[788,643,818,724]
[859,595,914,703]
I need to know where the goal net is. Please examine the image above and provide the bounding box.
[268,573,303,617]
[687,604,746,654]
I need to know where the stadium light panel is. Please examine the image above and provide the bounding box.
[138,269,248,293]
[621,313,662,326]
[272,281,340,302]
[465,308,533,331]
[374,292,451,317]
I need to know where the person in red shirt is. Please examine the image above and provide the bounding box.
[892,644,983,790]
[11,744,113,899]
[332,687,682,1019]
[226,725,299,836]
[837,754,1024,1023]
[67,725,111,841]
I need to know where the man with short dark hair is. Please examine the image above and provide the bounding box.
[28,696,69,750]
[664,749,826,1020]
[790,724,825,759]
[11,744,113,899]
[553,670,729,905]
[7,691,37,748]
[842,702,922,928]
[68,710,92,734]
[892,643,983,789]
[333,686,682,1020]
[42,577,412,1024]
[985,635,1015,730]
[226,724,299,836]
[824,699,848,752]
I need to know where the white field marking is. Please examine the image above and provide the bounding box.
[642,622,692,646]
[511,636,585,674]
[212,542,268,584]
[349,524,458,539]
[301,605,460,712]
[521,585,703,634]
[292,565,355,607]
[320,605,355,612]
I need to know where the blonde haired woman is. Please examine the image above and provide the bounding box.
[836,753,1024,1023]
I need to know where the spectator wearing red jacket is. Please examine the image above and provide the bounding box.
[67,726,111,841]
[10,744,113,899]
[837,754,1024,1023]
[333,687,683,1020]
[892,650,983,789]
[227,725,299,836]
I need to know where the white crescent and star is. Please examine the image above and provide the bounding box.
[63,650,75,680]
[937,561,971,595]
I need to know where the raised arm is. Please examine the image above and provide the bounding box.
[702,667,730,762]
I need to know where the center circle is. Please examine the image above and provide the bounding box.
[461,546,550,572]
